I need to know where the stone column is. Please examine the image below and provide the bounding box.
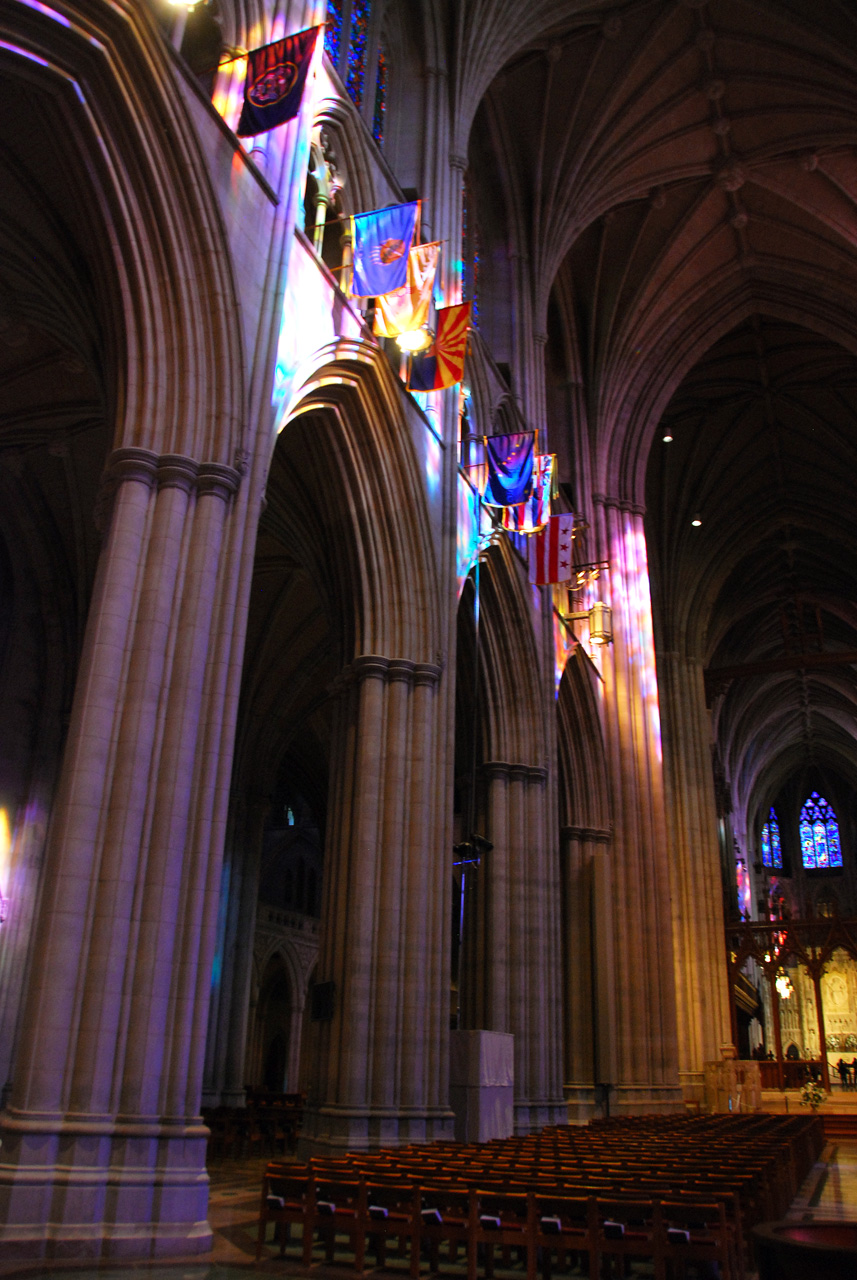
[561,825,613,1121]
[658,651,731,1103]
[462,761,565,1132]
[300,655,454,1151]
[594,498,682,1114]
[0,448,240,1257]
[202,794,271,1107]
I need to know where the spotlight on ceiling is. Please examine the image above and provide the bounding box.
[691,515,702,527]
[662,432,673,442]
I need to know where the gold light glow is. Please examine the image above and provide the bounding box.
[397,327,432,353]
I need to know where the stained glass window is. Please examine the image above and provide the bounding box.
[346,0,370,110]
[372,43,386,145]
[324,0,343,69]
[761,808,782,869]
[799,791,842,870]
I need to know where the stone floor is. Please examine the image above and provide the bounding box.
[2,1141,856,1279]
[786,1138,857,1225]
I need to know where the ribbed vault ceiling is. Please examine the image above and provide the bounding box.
[468,0,857,827]
[646,317,857,819]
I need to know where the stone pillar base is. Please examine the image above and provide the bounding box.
[449,1031,514,1142]
[704,1059,762,1113]
[679,1070,706,1109]
[513,1100,568,1134]
[298,1105,455,1155]
[0,1113,211,1260]
[608,1084,685,1116]
[563,1084,600,1124]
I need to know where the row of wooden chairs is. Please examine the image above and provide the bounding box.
[258,1167,741,1279]
[203,1098,303,1158]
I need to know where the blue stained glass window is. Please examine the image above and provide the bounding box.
[325,0,343,68]
[761,825,771,868]
[346,0,370,110]
[769,813,782,869]
[800,792,842,870]
[762,810,782,869]
[372,43,386,145]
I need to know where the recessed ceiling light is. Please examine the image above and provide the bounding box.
[662,432,673,442]
[691,515,702,527]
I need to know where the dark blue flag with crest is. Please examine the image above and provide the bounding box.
[352,202,419,297]
[483,433,535,507]
[237,26,320,138]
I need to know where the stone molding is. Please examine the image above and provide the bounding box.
[561,824,612,844]
[592,491,646,517]
[96,447,241,528]
[481,761,548,784]
[332,655,443,695]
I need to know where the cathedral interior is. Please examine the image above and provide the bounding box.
[1,0,857,1258]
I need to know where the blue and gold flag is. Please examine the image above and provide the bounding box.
[352,202,419,297]
[237,26,320,138]
[483,433,535,507]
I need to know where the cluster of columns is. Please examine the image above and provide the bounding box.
[459,761,566,1132]
[0,448,240,1254]
[300,655,455,1150]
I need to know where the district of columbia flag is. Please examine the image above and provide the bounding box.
[352,202,420,298]
[528,514,575,585]
[374,242,440,337]
[236,26,321,137]
[408,302,471,391]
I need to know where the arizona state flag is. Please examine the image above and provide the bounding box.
[483,433,535,507]
[374,242,440,337]
[352,202,419,298]
[502,453,555,533]
[529,514,574,585]
[409,302,471,391]
[237,26,321,137]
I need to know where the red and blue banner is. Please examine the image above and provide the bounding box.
[352,202,419,297]
[483,432,535,507]
[408,302,471,391]
[237,26,321,138]
[502,452,555,533]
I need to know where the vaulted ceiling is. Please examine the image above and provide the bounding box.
[467,0,857,826]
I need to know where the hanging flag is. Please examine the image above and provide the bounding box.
[529,514,575,585]
[482,433,535,507]
[352,202,419,297]
[236,26,321,137]
[374,242,440,337]
[502,453,555,533]
[408,302,471,391]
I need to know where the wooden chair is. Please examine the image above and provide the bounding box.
[659,1197,738,1280]
[420,1183,478,1280]
[255,1163,311,1262]
[307,1173,368,1271]
[526,1191,599,1280]
[363,1179,422,1277]
[595,1196,664,1280]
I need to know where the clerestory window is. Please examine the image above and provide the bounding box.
[761,808,782,870]
[799,791,842,870]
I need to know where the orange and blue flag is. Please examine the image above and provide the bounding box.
[237,26,320,137]
[409,302,471,391]
[483,433,535,507]
[352,202,419,297]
